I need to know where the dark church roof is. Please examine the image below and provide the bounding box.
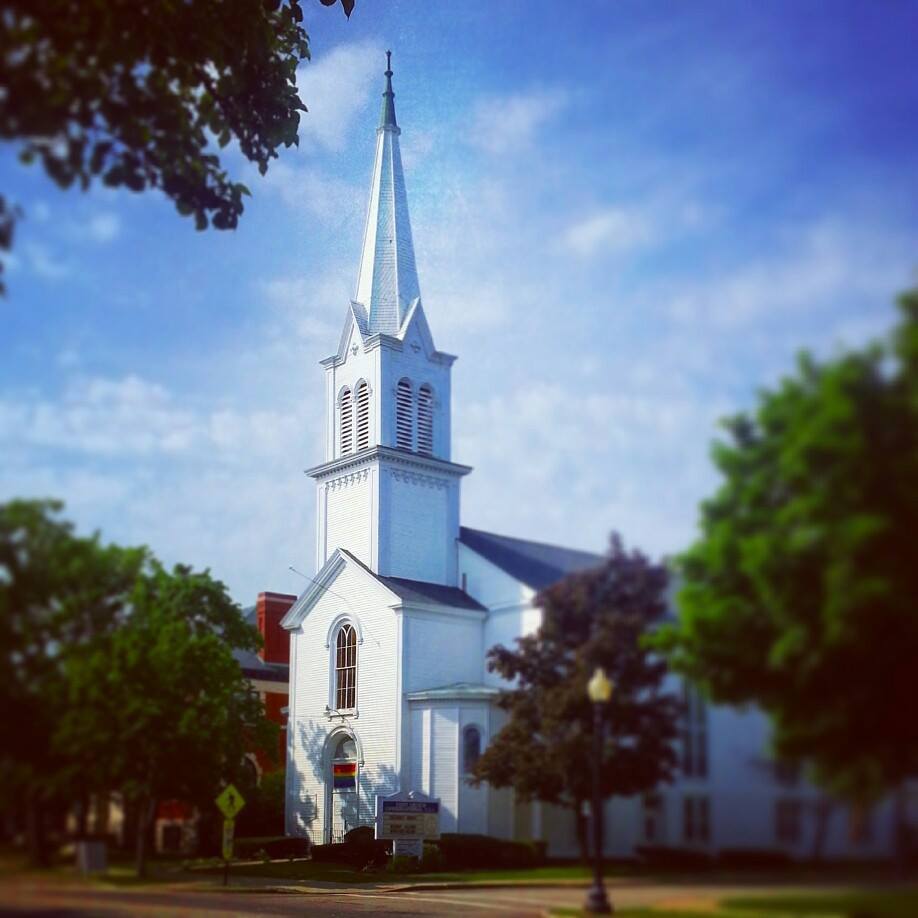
[234,606,289,684]
[459,526,603,591]
[377,574,486,611]
[340,549,486,611]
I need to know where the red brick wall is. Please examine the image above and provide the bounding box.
[256,591,296,664]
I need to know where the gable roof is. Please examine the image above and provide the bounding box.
[377,573,486,611]
[459,526,603,591]
[344,549,485,612]
[282,547,486,630]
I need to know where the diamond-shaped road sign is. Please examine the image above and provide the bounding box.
[215,783,246,820]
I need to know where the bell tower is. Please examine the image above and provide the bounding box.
[308,54,471,587]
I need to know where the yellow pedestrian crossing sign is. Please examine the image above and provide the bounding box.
[215,784,245,820]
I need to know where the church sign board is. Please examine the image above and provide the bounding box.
[375,790,440,841]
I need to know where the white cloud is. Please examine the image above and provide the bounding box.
[295,40,383,152]
[563,208,654,258]
[260,160,363,226]
[664,219,914,332]
[468,88,569,155]
[23,242,71,279]
[0,371,312,603]
[85,212,121,243]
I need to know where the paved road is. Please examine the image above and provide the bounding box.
[0,877,900,917]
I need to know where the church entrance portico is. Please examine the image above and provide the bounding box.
[326,731,361,843]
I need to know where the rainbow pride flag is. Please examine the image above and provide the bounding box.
[332,761,357,790]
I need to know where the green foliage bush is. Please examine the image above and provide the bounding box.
[420,842,444,871]
[435,833,537,870]
[236,771,286,838]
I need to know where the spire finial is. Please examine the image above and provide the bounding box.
[379,49,398,131]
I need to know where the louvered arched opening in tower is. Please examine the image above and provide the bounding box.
[339,387,353,456]
[417,384,433,455]
[396,378,413,450]
[355,380,370,451]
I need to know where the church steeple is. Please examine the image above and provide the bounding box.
[354,52,420,335]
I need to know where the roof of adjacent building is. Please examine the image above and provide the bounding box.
[459,526,603,591]
[234,606,289,684]
[406,682,501,702]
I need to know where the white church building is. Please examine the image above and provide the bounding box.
[281,59,905,860]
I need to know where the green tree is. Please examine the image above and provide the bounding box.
[471,535,680,858]
[0,0,354,287]
[656,289,918,805]
[0,498,144,864]
[61,561,277,876]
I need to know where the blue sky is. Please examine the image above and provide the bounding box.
[2,0,917,603]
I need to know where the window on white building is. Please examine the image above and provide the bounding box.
[642,793,664,843]
[355,381,370,451]
[417,384,433,455]
[683,795,710,843]
[339,387,353,456]
[335,624,357,710]
[681,681,708,779]
[462,725,482,774]
[396,378,413,450]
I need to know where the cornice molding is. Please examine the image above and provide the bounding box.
[307,445,472,481]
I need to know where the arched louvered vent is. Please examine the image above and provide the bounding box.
[417,384,433,455]
[356,381,370,451]
[396,378,413,450]
[339,387,353,456]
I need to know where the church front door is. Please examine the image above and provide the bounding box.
[328,735,359,843]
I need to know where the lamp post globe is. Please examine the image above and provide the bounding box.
[585,666,613,915]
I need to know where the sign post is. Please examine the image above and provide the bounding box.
[215,784,246,887]
[375,790,440,864]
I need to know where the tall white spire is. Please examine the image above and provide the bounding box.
[354,52,421,335]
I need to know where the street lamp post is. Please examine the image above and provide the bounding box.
[585,666,613,915]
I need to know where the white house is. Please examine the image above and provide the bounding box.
[282,58,909,859]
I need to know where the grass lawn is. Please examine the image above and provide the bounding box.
[550,888,918,918]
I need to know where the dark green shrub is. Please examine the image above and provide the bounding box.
[235,771,286,838]
[420,842,444,871]
[435,833,536,870]
[635,845,713,870]
[717,848,793,869]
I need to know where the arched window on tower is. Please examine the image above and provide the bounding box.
[396,378,414,450]
[462,725,482,774]
[417,384,433,455]
[335,623,357,710]
[355,381,370,451]
[339,387,353,456]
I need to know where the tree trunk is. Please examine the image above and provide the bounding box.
[810,796,833,862]
[134,798,156,878]
[75,794,89,837]
[25,791,49,868]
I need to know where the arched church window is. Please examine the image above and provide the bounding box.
[333,735,357,761]
[396,378,414,450]
[335,623,357,710]
[462,725,482,774]
[417,384,433,455]
[339,387,353,456]
[355,381,370,451]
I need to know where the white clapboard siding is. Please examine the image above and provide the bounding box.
[286,560,400,842]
